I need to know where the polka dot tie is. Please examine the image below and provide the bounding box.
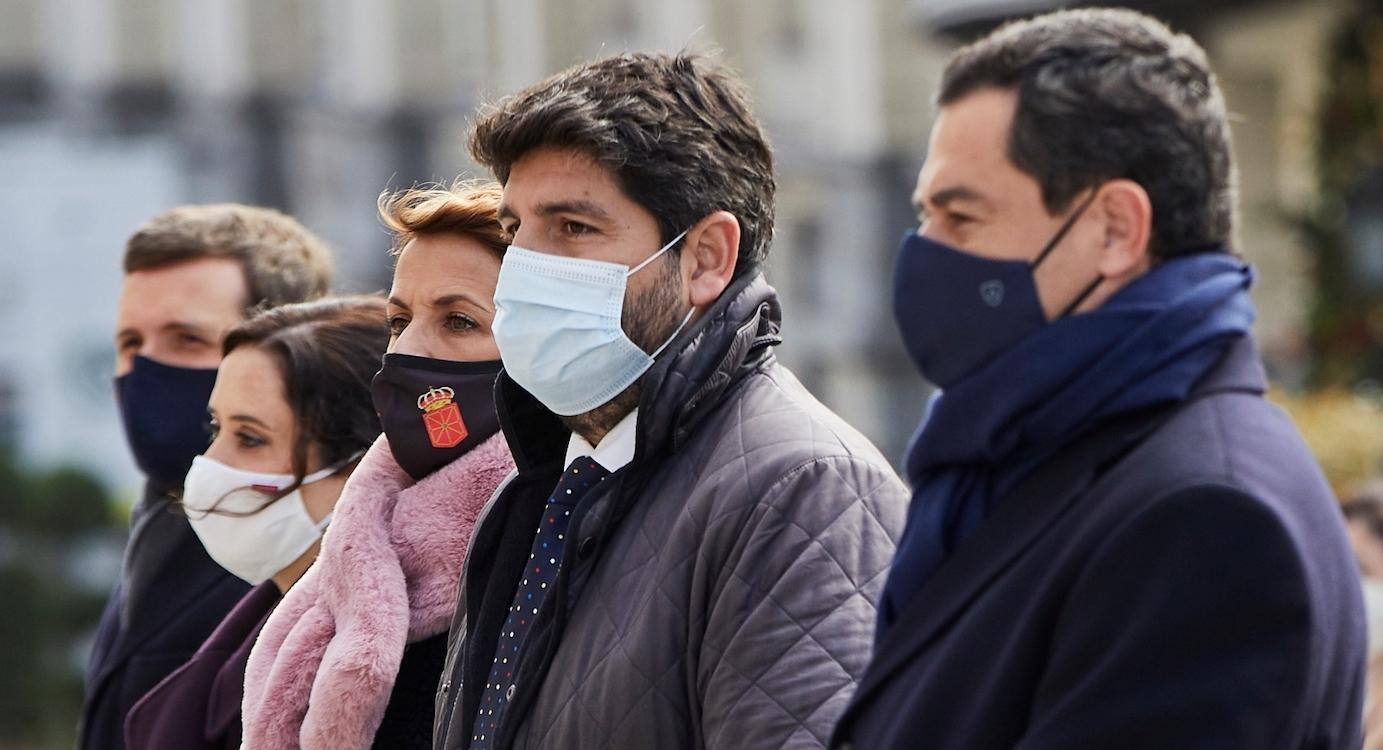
[470,456,610,750]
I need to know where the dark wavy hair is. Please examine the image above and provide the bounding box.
[939,8,1236,259]
[201,295,388,514]
[469,51,776,279]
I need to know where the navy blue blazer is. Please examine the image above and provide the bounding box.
[79,484,250,750]
[832,338,1367,749]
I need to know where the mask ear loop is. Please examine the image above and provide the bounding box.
[1030,188,1103,319]
[1031,189,1100,269]
[627,228,691,277]
[1057,276,1103,319]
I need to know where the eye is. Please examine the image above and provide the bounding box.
[117,336,141,353]
[175,332,207,348]
[446,313,477,333]
[235,430,265,449]
[560,220,595,237]
[206,418,220,439]
[388,315,410,336]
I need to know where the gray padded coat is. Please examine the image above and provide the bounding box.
[434,273,909,750]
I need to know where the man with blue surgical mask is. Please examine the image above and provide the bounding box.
[434,52,908,750]
[832,9,1367,750]
[81,204,332,750]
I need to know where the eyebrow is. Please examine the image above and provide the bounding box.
[115,320,214,342]
[914,185,990,214]
[388,292,493,312]
[207,406,272,431]
[497,199,615,225]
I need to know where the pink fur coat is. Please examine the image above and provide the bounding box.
[240,431,513,749]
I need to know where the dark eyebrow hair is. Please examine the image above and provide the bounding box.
[207,405,272,431]
[914,185,990,213]
[228,414,271,429]
[497,199,615,225]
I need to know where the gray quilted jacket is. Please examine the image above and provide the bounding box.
[434,272,909,750]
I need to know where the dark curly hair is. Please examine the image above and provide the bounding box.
[206,295,388,512]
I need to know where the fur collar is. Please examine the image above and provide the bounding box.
[241,432,514,749]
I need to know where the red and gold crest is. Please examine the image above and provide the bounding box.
[417,386,468,449]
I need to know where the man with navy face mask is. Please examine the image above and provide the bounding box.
[832,9,1367,750]
[81,204,333,750]
[434,52,909,750]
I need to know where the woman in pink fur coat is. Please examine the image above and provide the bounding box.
[237,182,519,749]
[125,296,393,749]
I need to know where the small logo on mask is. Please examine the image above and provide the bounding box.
[979,280,1005,307]
[417,386,468,449]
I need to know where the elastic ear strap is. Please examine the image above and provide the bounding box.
[1059,275,1104,319]
[649,306,697,360]
[1032,189,1100,268]
[628,228,692,276]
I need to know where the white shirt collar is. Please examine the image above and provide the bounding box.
[564,408,638,473]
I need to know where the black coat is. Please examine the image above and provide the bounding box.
[832,338,1368,750]
[79,484,250,750]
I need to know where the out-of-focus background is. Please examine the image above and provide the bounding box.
[0,0,1380,747]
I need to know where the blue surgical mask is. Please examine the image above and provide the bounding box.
[892,192,1099,388]
[492,230,694,416]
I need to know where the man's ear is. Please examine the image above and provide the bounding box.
[1096,179,1153,281]
[681,211,740,307]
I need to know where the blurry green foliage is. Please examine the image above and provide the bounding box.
[0,445,121,750]
[1299,0,1383,385]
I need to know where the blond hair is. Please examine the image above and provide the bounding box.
[377,180,507,259]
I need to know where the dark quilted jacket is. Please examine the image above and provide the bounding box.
[434,272,909,749]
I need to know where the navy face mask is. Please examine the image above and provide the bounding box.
[892,192,1101,388]
[114,355,219,489]
[370,353,503,481]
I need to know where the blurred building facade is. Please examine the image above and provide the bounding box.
[0,0,1351,501]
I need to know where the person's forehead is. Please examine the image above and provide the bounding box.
[211,348,291,422]
[116,257,247,328]
[501,147,625,211]
[918,88,1019,189]
[390,235,500,301]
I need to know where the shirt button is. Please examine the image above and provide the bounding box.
[506,684,516,701]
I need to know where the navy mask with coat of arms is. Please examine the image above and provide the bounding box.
[370,353,503,481]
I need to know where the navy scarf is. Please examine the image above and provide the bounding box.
[877,252,1255,638]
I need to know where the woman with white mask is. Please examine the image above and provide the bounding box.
[124,295,389,749]
[238,181,516,750]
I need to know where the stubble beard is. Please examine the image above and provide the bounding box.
[561,254,686,446]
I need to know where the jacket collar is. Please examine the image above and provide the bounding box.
[495,270,782,475]
[836,335,1265,738]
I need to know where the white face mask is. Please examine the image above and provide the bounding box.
[492,229,695,416]
[181,455,347,584]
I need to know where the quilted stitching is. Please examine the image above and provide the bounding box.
[505,368,908,750]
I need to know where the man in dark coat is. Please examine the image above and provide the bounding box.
[833,8,1368,750]
[433,52,909,750]
[80,204,333,749]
